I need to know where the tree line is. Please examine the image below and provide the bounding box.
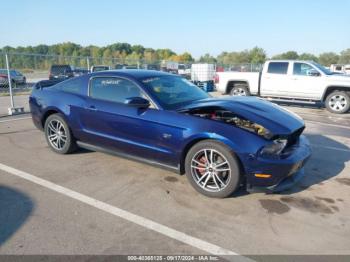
[200,48,350,66]
[0,42,194,64]
[1,42,349,70]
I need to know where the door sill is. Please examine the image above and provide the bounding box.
[76,141,180,174]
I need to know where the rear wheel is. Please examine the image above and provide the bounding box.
[229,84,250,96]
[11,79,16,88]
[44,113,77,154]
[185,140,241,198]
[325,91,350,114]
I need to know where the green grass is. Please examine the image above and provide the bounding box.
[0,91,31,97]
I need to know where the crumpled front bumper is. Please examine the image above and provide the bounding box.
[244,135,312,192]
[267,167,306,192]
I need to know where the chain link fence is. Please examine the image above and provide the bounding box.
[0,51,262,116]
[216,63,263,72]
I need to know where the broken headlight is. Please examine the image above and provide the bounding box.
[260,139,288,156]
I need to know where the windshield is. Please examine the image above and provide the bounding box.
[51,65,72,74]
[11,70,21,76]
[0,70,20,76]
[142,76,210,110]
[310,62,333,75]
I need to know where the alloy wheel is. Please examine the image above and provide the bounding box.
[47,119,67,150]
[190,149,231,192]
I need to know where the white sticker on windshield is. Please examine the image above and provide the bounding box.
[101,79,121,86]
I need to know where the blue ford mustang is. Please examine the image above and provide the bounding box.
[30,70,311,198]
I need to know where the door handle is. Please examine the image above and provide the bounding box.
[85,105,97,111]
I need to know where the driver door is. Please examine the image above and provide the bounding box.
[78,76,180,166]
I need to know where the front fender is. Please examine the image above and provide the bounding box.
[182,132,239,153]
[179,132,239,174]
[179,129,268,174]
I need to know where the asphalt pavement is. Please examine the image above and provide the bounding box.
[0,97,349,259]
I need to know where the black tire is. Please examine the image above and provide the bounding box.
[229,84,250,96]
[44,113,77,154]
[325,91,350,114]
[185,140,241,198]
[11,79,16,88]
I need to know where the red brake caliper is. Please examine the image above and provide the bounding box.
[198,156,207,175]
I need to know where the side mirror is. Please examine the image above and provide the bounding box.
[308,69,321,76]
[124,97,150,109]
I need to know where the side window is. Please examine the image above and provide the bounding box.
[54,77,84,94]
[267,62,289,74]
[89,77,144,103]
[293,63,316,76]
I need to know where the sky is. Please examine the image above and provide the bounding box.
[2,0,349,58]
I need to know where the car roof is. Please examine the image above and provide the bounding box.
[89,69,175,80]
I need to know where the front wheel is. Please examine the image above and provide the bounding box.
[44,113,77,154]
[185,140,241,198]
[229,84,250,96]
[325,91,350,114]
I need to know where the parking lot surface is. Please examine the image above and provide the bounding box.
[0,102,350,258]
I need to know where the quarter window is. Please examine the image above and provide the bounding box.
[267,62,289,74]
[90,77,143,103]
[293,63,316,76]
[53,77,84,94]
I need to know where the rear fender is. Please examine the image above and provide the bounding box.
[226,80,250,94]
[41,106,69,128]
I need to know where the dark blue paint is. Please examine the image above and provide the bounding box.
[30,70,311,189]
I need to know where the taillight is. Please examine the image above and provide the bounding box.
[214,74,219,84]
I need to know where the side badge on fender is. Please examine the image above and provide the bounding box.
[162,133,172,139]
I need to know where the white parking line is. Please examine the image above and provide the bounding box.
[299,112,350,121]
[311,145,350,153]
[0,116,31,123]
[0,162,249,259]
[306,120,350,130]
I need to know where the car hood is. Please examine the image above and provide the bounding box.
[326,74,350,82]
[178,96,305,136]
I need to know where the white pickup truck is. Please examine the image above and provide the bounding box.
[215,60,350,113]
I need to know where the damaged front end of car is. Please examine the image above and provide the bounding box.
[178,97,312,192]
[183,106,275,139]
